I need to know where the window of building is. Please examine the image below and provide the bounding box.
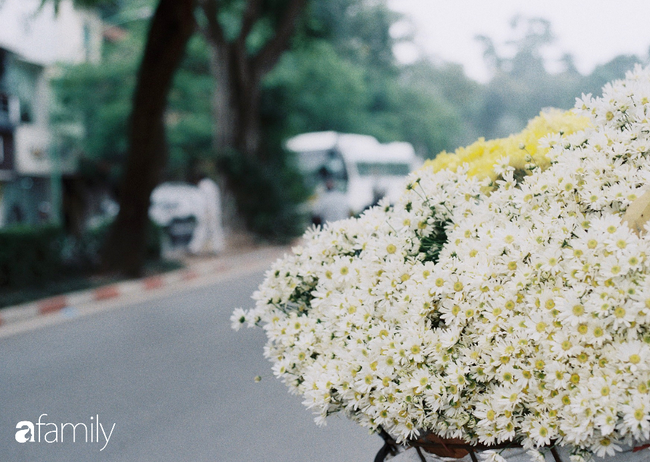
[84,22,91,62]
[5,58,39,124]
[0,93,9,124]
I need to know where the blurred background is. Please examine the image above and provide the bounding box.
[5,2,650,461]
[1,0,649,302]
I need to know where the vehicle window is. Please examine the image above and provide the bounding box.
[296,150,329,174]
[356,162,411,176]
[297,150,348,189]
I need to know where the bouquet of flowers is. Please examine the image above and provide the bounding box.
[233,66,650,461]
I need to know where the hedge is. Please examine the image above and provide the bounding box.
[0,220,162,289]
[0,225,64,288]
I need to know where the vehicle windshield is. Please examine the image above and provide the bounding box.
[296,150,347,190]
[356,162,411,176]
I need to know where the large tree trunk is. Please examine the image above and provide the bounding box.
[201,0,306,161]
[101,0,196,277]
[208,45,261,159]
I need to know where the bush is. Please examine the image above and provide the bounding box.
[66,218,162,270]
[0,219,162,290]
[218,149,309,242]
[0,225,64,288]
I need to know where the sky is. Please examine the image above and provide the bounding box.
[387,0,650,82]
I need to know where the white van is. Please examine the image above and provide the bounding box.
[286,131,420,220]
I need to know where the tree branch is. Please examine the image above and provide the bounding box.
[198,0,227,47]
[199,0,253,107]
[253,0,306,76]
[240,0,262,43]
[232,0,263,91]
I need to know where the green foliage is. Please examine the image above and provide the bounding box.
[473,17,573,138]
[53,0,463,186]
[402,62,484,147]
[68,218,161,269]
[166,36,215,179]
[264,58,462,157]
[50,0,650,247]
[382,84,461,159]
[52,20,214,185]
[303,0,399,73]
[0,218,161,290]
[218,149,309,242]
[0,225,64,288]
[263,41,370,135]
[418,220,449,264]
[52,22,143,185]
[581,55,646,97]
[470,16,649,141]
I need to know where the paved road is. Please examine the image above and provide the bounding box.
[0,268,382,461]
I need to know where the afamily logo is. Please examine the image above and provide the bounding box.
[15,414,116,451]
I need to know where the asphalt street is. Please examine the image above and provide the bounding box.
[0,267,382,461]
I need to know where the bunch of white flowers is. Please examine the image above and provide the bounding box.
[233,66,650,459]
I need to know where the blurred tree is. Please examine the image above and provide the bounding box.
[397,61,480,152]
[52,20,142,186]
[45,0,197,276]
[197,0,307,161]
[165,36,214,179]
[53,21,215,184]
[191,0,318,242]
[582,54,648,97]
[474,16,583,139]
[197,0,460,239]
[475,34,504,75]
[262,0,464,158]
[506,16,553,79]
[262,41,371,137]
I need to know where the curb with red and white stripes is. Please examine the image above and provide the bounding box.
[0,245,289,328]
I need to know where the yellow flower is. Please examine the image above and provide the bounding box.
[421,109,590,182]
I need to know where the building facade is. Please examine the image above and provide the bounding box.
[0,0,102,227]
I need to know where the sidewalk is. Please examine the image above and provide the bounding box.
[0,232,292,328]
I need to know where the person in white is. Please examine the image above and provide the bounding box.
[189,175,225,255]
[313,178,349,224]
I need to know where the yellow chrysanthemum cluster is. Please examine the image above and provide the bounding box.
[422,109,590,180]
